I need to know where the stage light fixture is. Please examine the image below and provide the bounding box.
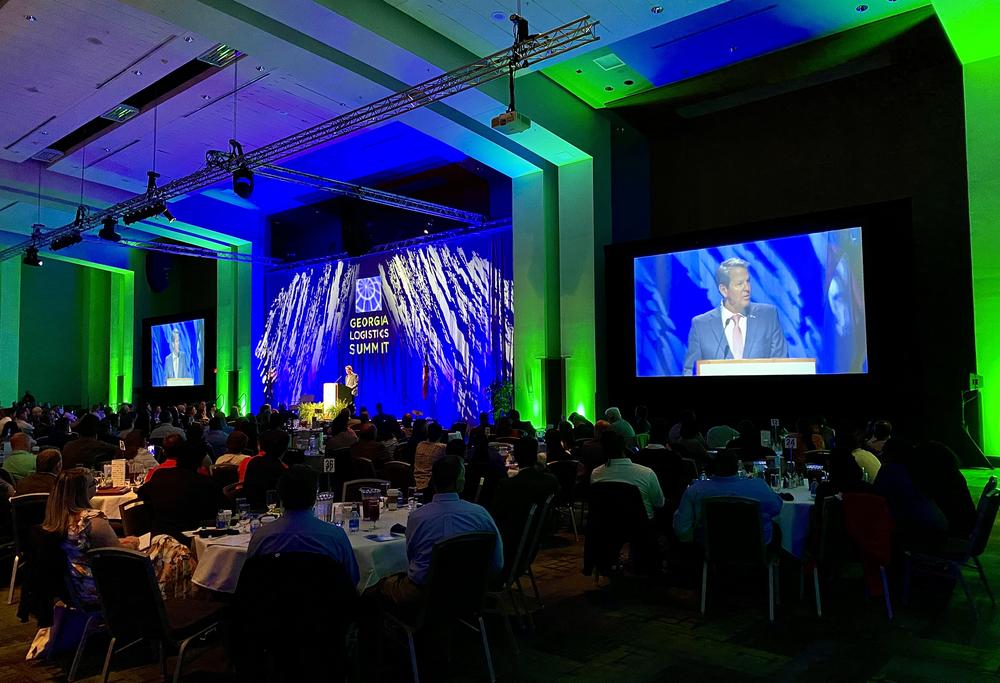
[232,164,254,198]
[50,230,83,251]
[161,207,176,222]
[23,245,42,267]
[99,217,122,241]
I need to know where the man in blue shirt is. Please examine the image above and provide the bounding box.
[673,451,783,545]
[374,455,503,609]
[248,465,360,586]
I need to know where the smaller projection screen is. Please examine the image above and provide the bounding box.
[151,318,205,387]
[634,227,868,377]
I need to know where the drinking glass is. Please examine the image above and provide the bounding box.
[265,490,279,514]
[769,473,781,492]
[362,488,381,530]
[216,509,231,529]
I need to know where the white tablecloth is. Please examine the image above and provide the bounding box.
[90,490,139,521]
[776,485,814,558]
[190,508,410,593]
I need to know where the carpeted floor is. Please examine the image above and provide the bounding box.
[2,469,998,682]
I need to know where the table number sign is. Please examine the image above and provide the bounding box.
[323,458,336,473]
[111,459,127,487]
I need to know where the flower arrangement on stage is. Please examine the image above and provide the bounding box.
[297,400,349,423]
[486,379,514,422]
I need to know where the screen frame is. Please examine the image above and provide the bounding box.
[140,309,217,405]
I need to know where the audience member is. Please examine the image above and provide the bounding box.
[248,465,360,584]
[45,417,75,451]
[491,437,559,567]
[543,428,572,462]
[673,450,783,545]
[413,422,447,490]
[510,409,535,437]
[604,407,636,440]
[149,412,185,440]
[910,441,977,538]
[867,420,892,456]
[325,409,358,450]
[15,448,61,495]
[468,412,492,442]
[371,455,503,610]
[351,422,391,471]
[706,423,740,450]
[139,441,222,542]
[123,430,158,470]
[61,414,119,469]
[216,431,252,470]
[568,412,595,440]
[872,439,948,544]
[2,433,36,482]
[397,418,427,466]
[204,417,229,457]
[591,431,664,520]
[243,429,291,510]
[810,447,873,542]
[630,405,651,436]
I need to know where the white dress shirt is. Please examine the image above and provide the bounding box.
[721,305,748,360]
[172,354,180,378]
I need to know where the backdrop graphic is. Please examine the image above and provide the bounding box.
[256,229,513,424]
[151,319,205,387]
[634,227,867,376]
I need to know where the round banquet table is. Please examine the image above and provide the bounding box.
[190,508,410,593]
[90,489,139,521]
[776,485,814,559]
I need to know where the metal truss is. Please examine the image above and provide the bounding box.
[90,237,280,265]
[256,165,487,225]
[0,16,597,263]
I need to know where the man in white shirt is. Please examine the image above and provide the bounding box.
[590,432,665,519]
[163,329,191,381]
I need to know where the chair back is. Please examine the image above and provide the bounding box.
[499,504,537,585]
[11,493,49,557]
[841,493,894,567]
[969,489,1000,558]
[546,460,580,508]
[583,482,647,576]
[524,494,555,568]
[222,482,241,502]
[680,457,700,481]
[341,478,389,502]
[212,465,239,488]
[351,456,377,479]
[816,496,853,563]
[119,499,151,537]
[634,433,650,449]
[0,468,14,487]
[382,461,416,492]
[703,497,766,567]
[88,547,169,642]
[424,532,497,623]
[461,462,502,508]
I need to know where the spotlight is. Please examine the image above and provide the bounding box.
[51,230,83,251]
[161,207,176,222]
[99,217,122,242]
[232,165,254,199]
[23,245,42,267]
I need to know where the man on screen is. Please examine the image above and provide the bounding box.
[683,257,788,375]
[163,328,191,381]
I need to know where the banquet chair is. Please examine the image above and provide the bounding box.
[119,499,152,538]
[211,464,239,489]
[385,532,499,683]
[88,547,224,683]
[903,486,1000,618]
[351,456,378,479]
[463,462,502,508]
[680,457,701,482]
[840,493,895,620]
[546,460,581,541]
[7,493,48,605]
[701,497,779,623]
[516,494,555,618]
[232,552,358,682]
[487,503,538,638]
[583,483,648,579]
[382,461,416,494]
[341,478,389,502]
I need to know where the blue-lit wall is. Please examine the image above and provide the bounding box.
[256,228,513,424]
[634,227,868,377]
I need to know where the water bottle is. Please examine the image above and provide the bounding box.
[397,489,404,510]
[348,505,360,534]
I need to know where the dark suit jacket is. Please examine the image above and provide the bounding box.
[243,455,288,510]
[351,440,392,472]
[490,468,560,567]
[62,437,119,470]
[683,302,788,375]
[15,472,57,495]
[138,468,222,541]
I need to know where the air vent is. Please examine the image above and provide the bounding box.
[197,43,241,68]
[101,104,140,123]
[593,53,626,71]
[31,148,64,162]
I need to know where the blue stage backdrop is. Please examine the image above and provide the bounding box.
[256,228,513,425]
[634,227,868,376]
[151,319,205,387]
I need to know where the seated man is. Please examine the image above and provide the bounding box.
[138,440,222,542]
[124,430,158,470]
[590,431,665,520]
[351,422,391,472]
[215,431,252,469]
[673,450,783,545]
[243,429,290,510]
[2,433,36,482]
[413,422,447,491]
[373,455,503,609]
[15,448,61,494]
[149,411,185,441]
[490,437,559,568]
[62,414,120,469]
[248,465,360,586]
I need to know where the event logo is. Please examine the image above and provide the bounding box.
[355,276,383,313]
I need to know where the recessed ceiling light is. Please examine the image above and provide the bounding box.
[184,36,194,43]
[604,86,614,92]
[133,69,142,76]
[624,79,634,86]
[856,4,869,11]
[40,130,48,135]
[650,5,664,14]
[423,228,429,234]
[202,94,212,100]
[491,11,506,21]
[25,15,37,21]
[103,147,111,152]
[256,65,265,71]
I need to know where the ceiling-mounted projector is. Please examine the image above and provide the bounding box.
[491,110,531,135]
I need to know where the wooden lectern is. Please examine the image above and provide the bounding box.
[323,382,355,410]
[696,358,817,376]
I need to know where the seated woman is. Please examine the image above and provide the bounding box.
[872,439,948,548]
[909,441,976,539]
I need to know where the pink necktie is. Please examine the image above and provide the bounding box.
[731,313,744,359]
